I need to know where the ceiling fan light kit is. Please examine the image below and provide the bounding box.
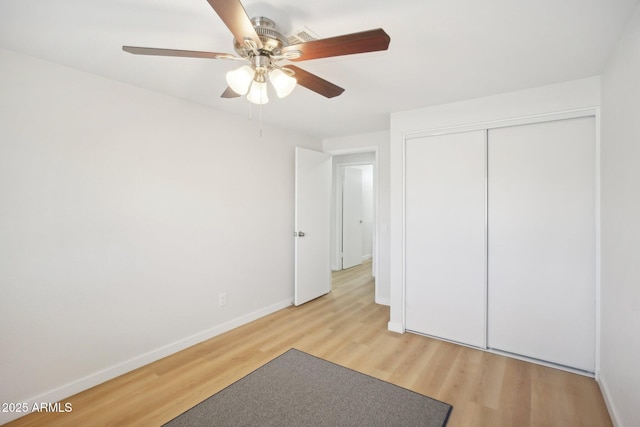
[269,68,297,98]
[224,45,298,104]
[247,78,269,104]
[226,65,255,95]
[122,0,390,106]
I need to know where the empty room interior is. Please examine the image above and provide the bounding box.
[1,0,639,426]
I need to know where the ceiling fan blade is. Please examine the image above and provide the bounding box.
[123,46,238,60]
[221,87,241,98]
[282,28,390,61]
[205,0,263,49]
[286,65,345,98]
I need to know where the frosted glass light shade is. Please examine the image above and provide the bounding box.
[269,68,297,98]
[247,80,269,104]
[226,65,255,95]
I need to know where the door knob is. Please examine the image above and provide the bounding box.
[297,231,306,237]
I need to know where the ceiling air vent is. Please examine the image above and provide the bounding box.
[287,29,318,45]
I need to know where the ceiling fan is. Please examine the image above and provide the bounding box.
[122,0,390,105]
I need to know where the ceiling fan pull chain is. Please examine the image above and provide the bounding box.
[259,102,263,137]
[246,102,263,137]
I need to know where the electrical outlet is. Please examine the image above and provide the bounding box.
[218,292,226,307]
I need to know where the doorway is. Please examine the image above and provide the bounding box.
[330,152,376,283]
[342,165,374,269]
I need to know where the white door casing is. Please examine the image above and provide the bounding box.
[294,147,332,306]
[400,109,598,374]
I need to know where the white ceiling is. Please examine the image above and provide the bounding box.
[1,0,638,138]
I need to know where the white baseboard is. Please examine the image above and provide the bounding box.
[0,298,292,425]
[597,373,622,427]
[387,321,404,334]
[375,296,390,306]
[362,254,372,261]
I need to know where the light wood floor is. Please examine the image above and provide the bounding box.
[6,261,612,427]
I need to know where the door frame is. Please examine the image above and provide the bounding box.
[325,147,379,298]
[398,107,601,376]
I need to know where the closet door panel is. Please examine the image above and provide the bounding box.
[487,117,595,371]
[405,130,486,348]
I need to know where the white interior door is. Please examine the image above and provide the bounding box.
[487,117,596,372]
[294,147,332,306]
[342,167,363,269]
[405,130,487,348]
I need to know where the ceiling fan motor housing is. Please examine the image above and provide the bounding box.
[234,17,289,57]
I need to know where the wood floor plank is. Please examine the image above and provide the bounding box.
[4,261,612,427]
[473,351,507,410]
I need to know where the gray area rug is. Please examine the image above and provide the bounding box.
[163,348,452,427]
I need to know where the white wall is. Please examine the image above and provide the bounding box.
[600,4,640,426]
[389,77,601,332]
[0,48,321,424]
[324,131,391,305]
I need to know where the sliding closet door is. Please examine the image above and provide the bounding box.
[487,117,595,371]
[405,130,486,348]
